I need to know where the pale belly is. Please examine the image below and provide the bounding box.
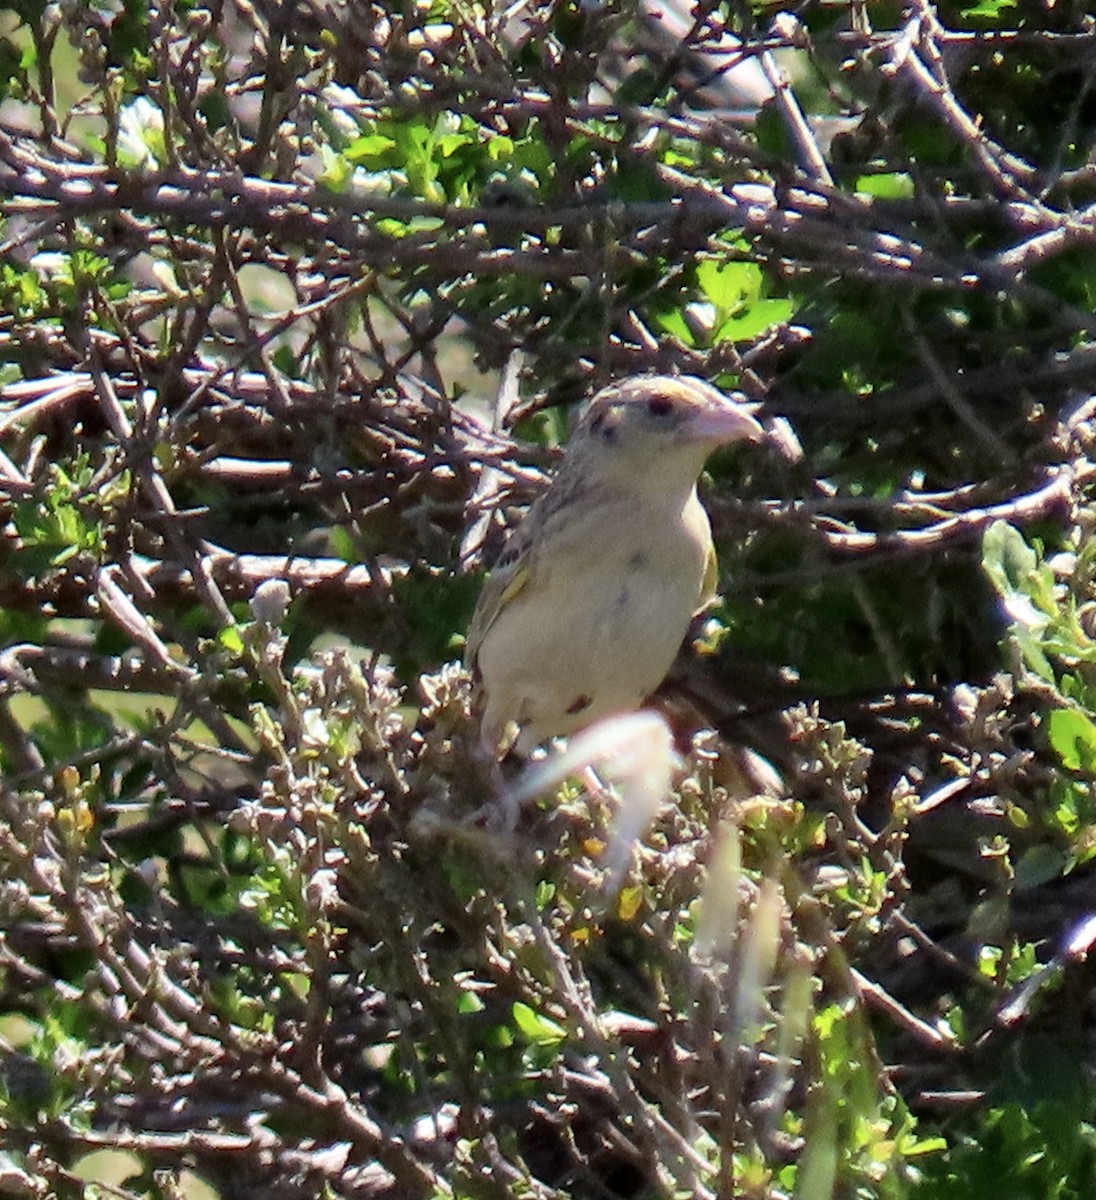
[476,525,708,749]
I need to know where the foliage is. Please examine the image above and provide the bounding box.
[1,0,1096,1197]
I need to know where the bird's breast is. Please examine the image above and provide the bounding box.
[555,493,711,637]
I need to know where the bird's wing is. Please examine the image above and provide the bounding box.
[464,468,584,670]
[465,523,537,670]
[695,538,720,613]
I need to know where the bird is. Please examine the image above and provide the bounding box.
[465,374,769,757]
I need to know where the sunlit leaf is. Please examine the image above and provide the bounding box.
[1047,708,1096,773]
[511,1002,566,1047]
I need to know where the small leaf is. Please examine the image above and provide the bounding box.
[983,520,1057,641]
[617,886,642,921]
[697,259,761,311]
[344,133,398,164]
[316,146,353,192]
[218,625,244,654]
[1014,843,1066,890]
[982,520,1037,597]
[435,132,470,158]
[962,0,1018,19]
[486,135,514,161]
[855,172,915,200]
[984,518,1037,588]
[654,308,695,345]
[457,991,484,1015]
[714,298,795,342]
[1047,708,1096,772]
[511,1002,566,1046]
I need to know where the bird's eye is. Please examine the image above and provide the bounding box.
[647,396,674,417]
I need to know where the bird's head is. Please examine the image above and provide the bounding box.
[568,376,765,486]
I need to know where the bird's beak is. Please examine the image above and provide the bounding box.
[686,399,766,445]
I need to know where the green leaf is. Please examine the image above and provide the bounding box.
[218,625,245,655]
[714,298,795,342]
[457,991,484,1015]
[961,0,1018,20]
[697,259,761,311]
[982,520,1053,630]
[653,307,695,346]
[317,146,354,192]
[983,520,1037,592]
[1014,843,1066,890]
[435,132,470,158]
[511,1002,566,1047]
[1047,708,1096,773]
[344,133,398,165]
[486,135,514,161]
[855,172,915,200]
